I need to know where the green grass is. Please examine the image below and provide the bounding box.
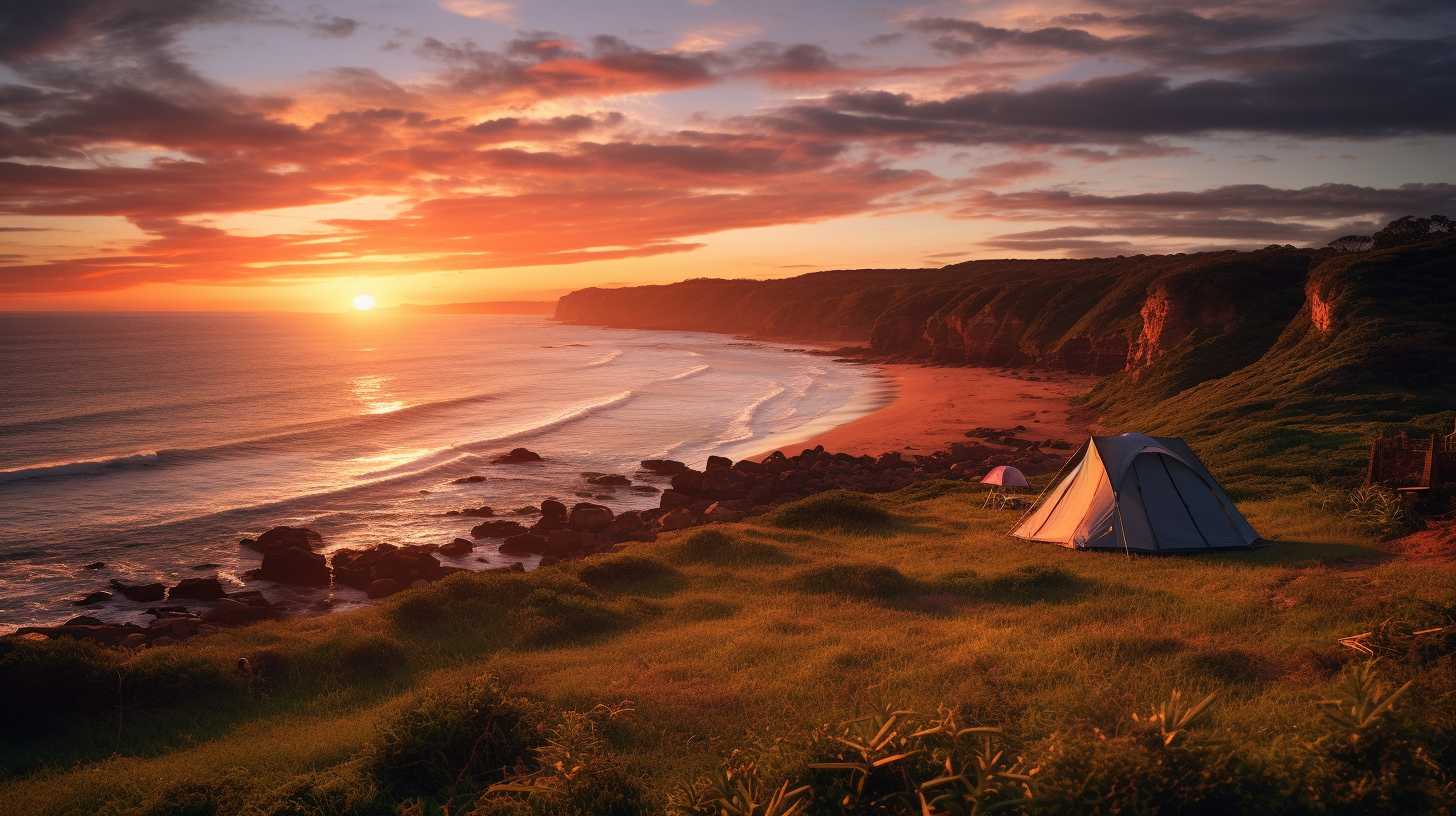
[2,480,1452,814]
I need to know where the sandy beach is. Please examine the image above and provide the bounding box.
[756,364,1098,459]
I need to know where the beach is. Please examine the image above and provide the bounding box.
[756,363,1098,459]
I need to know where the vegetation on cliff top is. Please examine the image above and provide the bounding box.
[3,484,1453,814]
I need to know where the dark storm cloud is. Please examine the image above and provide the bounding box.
[963,183,1456,221]
[0,0,264,63]
[762,35,1456,147]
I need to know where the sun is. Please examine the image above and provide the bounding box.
[352,293,376,311]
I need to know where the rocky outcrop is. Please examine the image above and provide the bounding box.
[331,544,453,596]
[492,448,543,464]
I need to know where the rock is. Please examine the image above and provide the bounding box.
[659,489,694,510]
[511,506,541,515]
[499,532,548,556]
[640,459,689,475]
[605,511,654,543]
[471,519,528,539]
[254,547,331,587]
[658,508,698,531]
[121,633,148,649]
[83,561,105,570]
[451,475,487,484]
[203,598,276,626]
[169,577,226,601]
[670,470,705,494]
[545,529,585,555]
[109,579,166,602]
[145,606,194,619]
[66,615,105,626]
[630,485,661,494]
[587,473,631,486]
[331,544,445,590]
[226,590,271,607]
[459,506,494,517]
[706,455,732,472]
[492,447,543,464]
[440,538,474,556]
[541,499,568,518]
[74,591,112,606]
[248,526,323,553]
[366,578,401,598]
[192,563,221,570]
[703,502,744,523]
[569,502,614,532]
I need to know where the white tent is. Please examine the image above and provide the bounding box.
[1011,433,1259,552]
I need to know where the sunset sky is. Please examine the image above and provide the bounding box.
[2,0,1454,312]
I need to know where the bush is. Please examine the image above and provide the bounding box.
[772,492,899,534]
[368,675,537,805]
[0,637,118,734]
[670,530,791,566]
[480,704,648,816]
[1346,484,1418,539]
[577,555,681,593]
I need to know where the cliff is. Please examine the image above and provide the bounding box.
[556,232,1456,494]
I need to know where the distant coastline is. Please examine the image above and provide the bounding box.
[394,300,556,315]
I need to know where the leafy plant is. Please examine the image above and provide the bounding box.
[1346,484,1417,538]
[1317,660,1412,745]
[1130,689,1218,748]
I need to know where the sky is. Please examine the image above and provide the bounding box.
[1,0,1454,312]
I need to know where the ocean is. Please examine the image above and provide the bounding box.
[0,312,886,630]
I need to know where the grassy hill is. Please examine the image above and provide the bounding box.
[3,486,1453,814]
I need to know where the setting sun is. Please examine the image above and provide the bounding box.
[351,293,376,311]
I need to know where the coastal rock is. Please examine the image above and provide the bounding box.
[66,615,105,626]
[331,544,444,591]
[658,508,698,532]
[541,499,567,518]
[169,577,226,601]
[640,459,689,475]
[440,538,474,556]
[511,506,541,516]
[493,447,543,464]
[255,547,331,587]
[74,591,112,606]
[367,578,401,598]
[706,455,732,472]
[569,502,614,532]
[249,526,323,553]
[702,502,744,523]
[605,511,653,543]
[109,580,166,603]
[587,473,631,486]
[499,532,548,556]
[471,520,528,539]
[451,475,487,484]
[450,505,494,517]
[203,598,276,626]
[83,561,105,570]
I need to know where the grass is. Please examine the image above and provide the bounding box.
[2,481,1453,814]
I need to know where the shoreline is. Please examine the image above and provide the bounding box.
[751,362,1098,461]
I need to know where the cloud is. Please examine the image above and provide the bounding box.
[438,1,514,22]
[310,16,359,38]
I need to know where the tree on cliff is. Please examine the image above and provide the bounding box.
[1372,215,1453,249]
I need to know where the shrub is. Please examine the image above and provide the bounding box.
[481,703,648,816]
[1346,484,1418,538]
[577,555,682,593]
[368,675,537,805]
[0,637,118,734]
[771,492,899,534]
[670,530,791,566]
[123,648,243,709]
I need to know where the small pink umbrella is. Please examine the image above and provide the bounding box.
[981,465,1030,489]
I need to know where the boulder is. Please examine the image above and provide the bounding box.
[605,511,654,543]
[366,578,402,598]
[471,519,528,539]
[169,577,226,601]
[74,591,112,606]
[511,506,541,515]
[83,561,105,570]
[640,459,690,475]
[541,499,568,518]
[545,529,586,556]
[440,538,474,557]
[659,489,695,510]
[145,606,194,619]
[451,475,487,484]
[331,544,445,591]
[203,598,276,626]
[458,506,494,517]
[65,615,105,626]
[705,455,733,472]
[658,508,698,532]
[569,502,614,532]
[702,502,745,523]
[109,579,166,602]
[499,532,548,556]
[492,447,543,464]
[248,526,323,553]
[255,547,331,587]
[148,617,201,641]
[587,473,631,486]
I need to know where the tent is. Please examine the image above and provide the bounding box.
[1011,433,1259,552]
[981,465,1030,488]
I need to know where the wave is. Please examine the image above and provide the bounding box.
[583,350,623,368]
[663,364,711,381]
[0,387,507,486]
[714,383,788,446]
